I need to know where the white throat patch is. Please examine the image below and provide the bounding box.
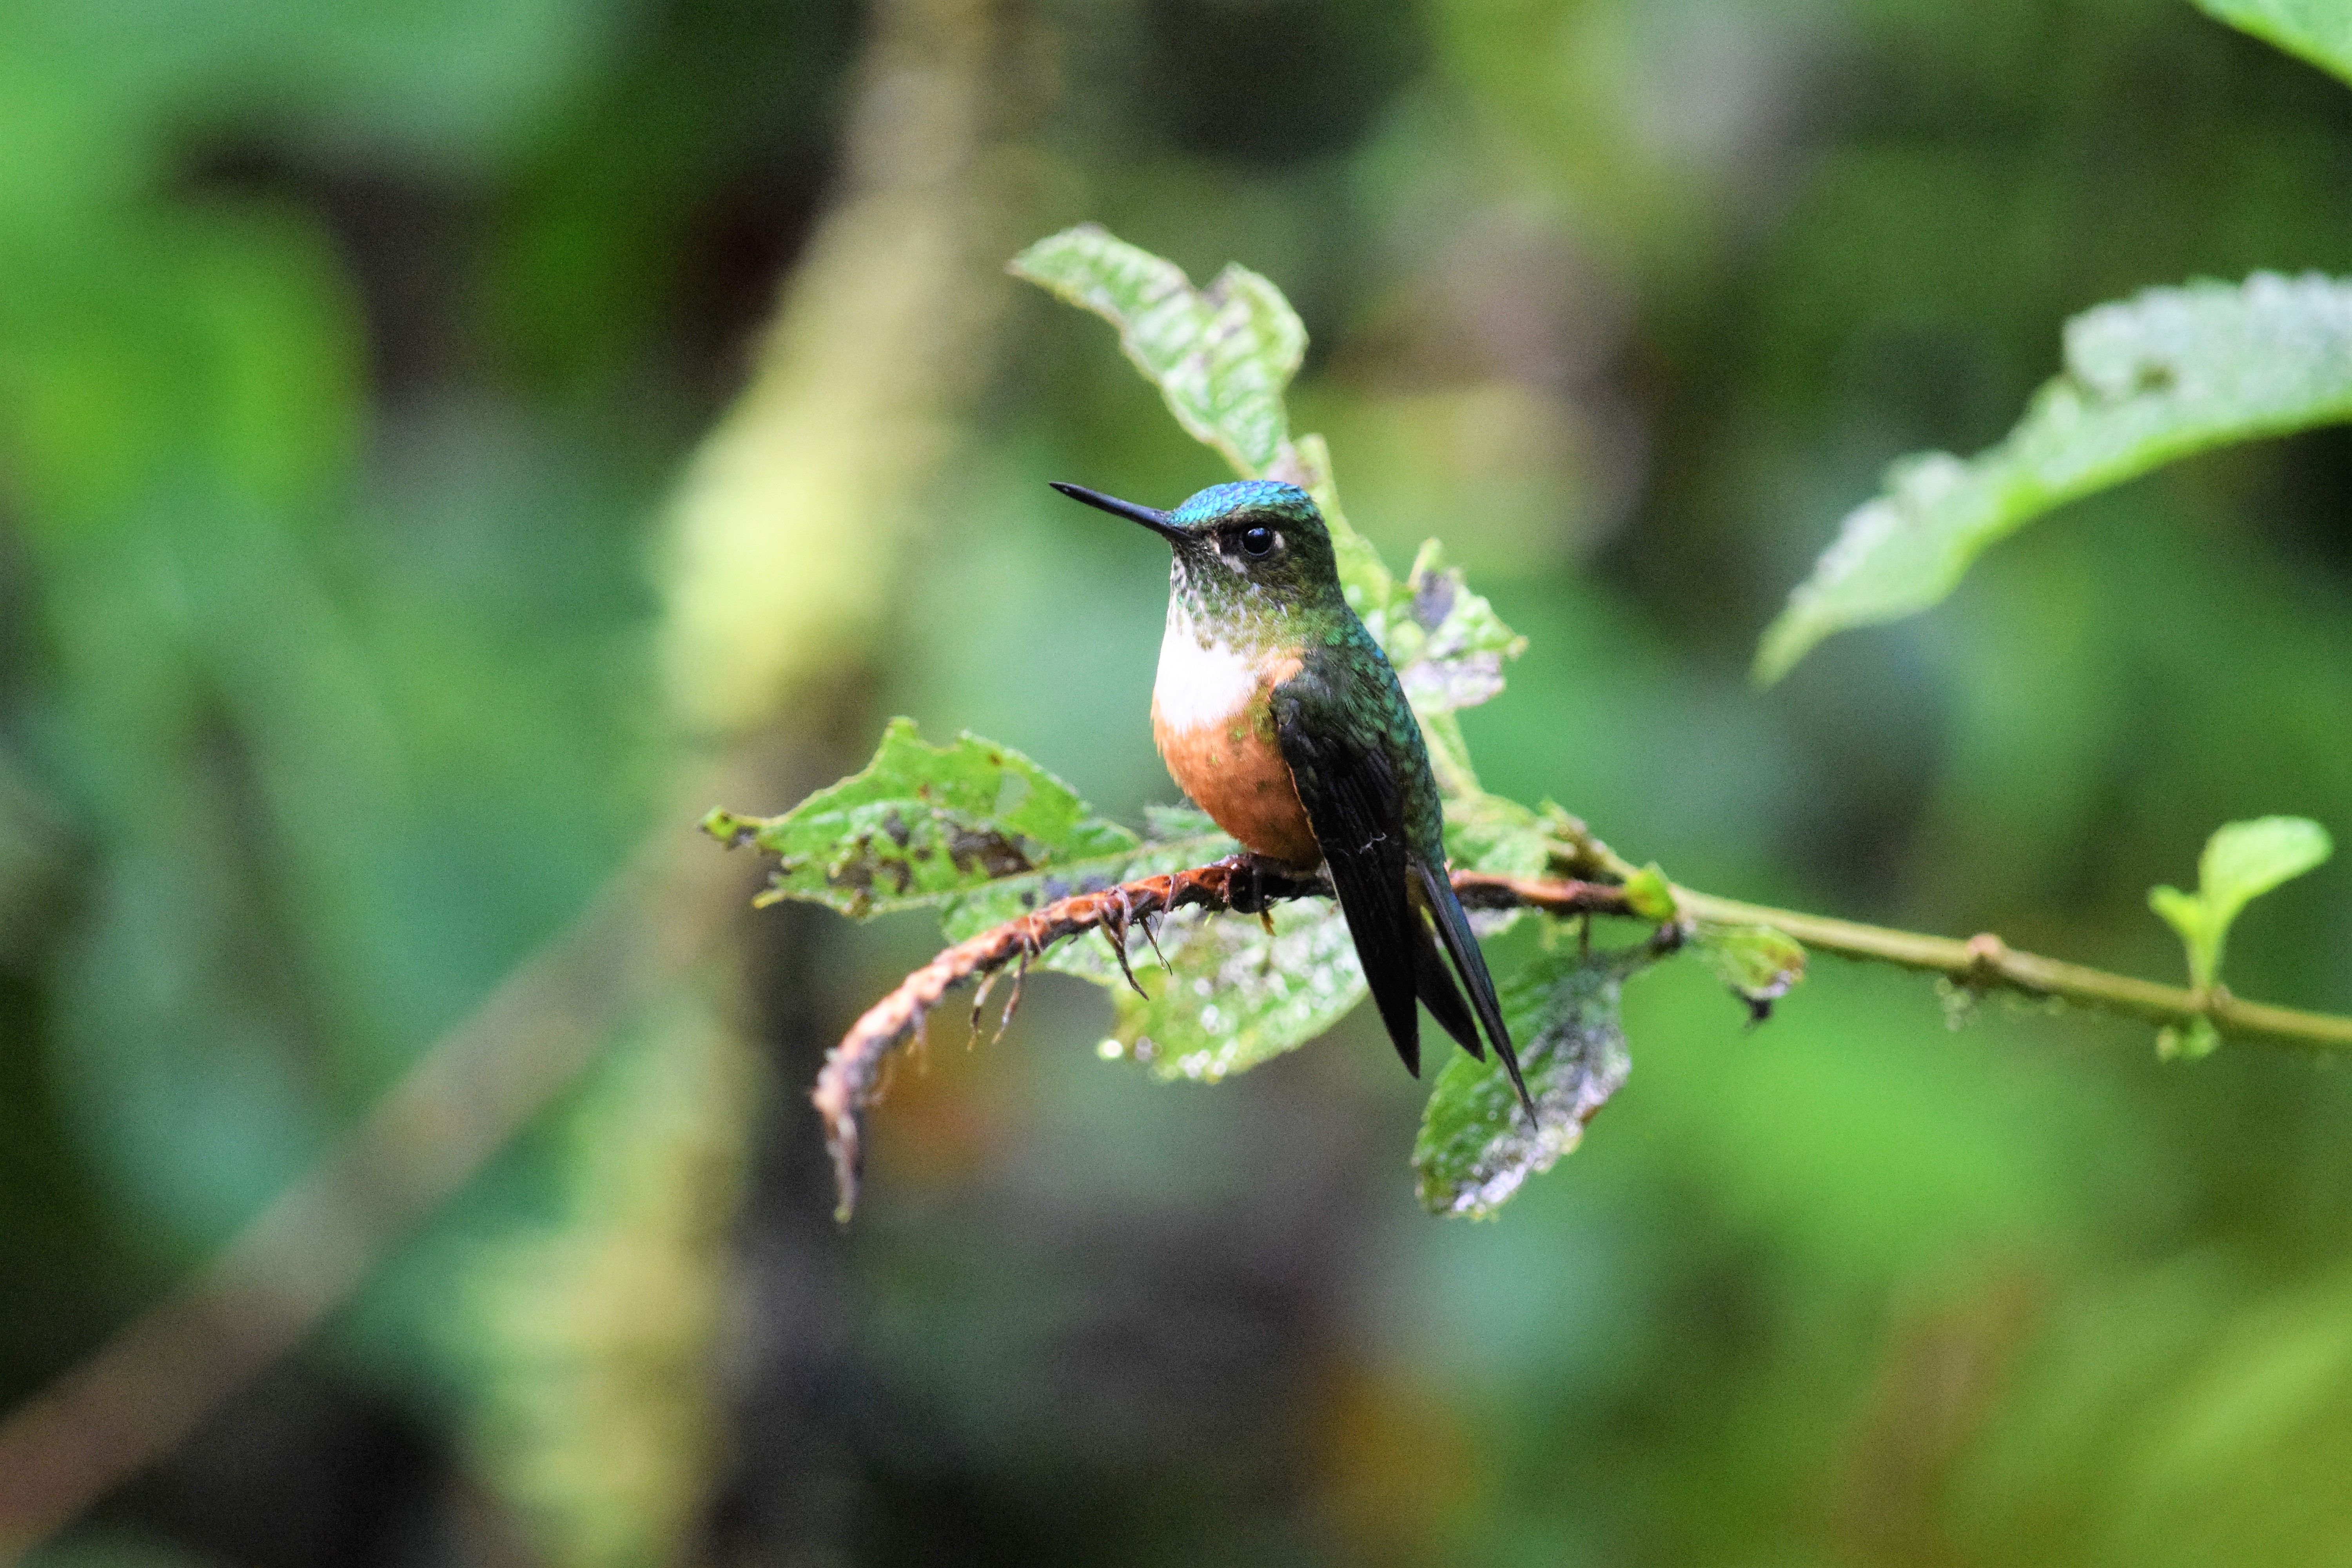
[1153,597,1258,733]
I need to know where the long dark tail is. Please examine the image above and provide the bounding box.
[1413,859,1537,1119]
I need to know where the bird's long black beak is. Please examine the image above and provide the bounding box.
[1051,481,1183,541]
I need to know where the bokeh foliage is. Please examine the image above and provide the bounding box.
[5,1,2352,1566]
[1758,274,2352,682]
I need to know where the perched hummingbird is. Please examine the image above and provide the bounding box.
[1052,477,1537,1118]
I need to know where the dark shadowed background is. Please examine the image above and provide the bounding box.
[4,0,2352,1564]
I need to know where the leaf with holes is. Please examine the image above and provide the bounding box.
[1103,898,1367,1083]
[1010,224,1304,476]
[1758,274,2352,682]
[1414,945,1638,1218]
[702,718,1139,918]
[1011,230,1400,631]
[1361,539,1526,717]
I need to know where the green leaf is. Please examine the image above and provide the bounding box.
[2146,884,2209,976]
[1695,922,1807,1018]
[2195,0,2352,87]
[1278,431,1393,608]
[1622,862,1678,922]
[1009,223,1303,476]
[1757,274,2352,682]
[2149,815,2334,993]
[1364,542,1527,800]
[1101,899,1367,1083]
[1361,539,1526,717]
[703,717,1139,918]
[1413,946,1635,1218]
[2201,815,2336,924]
[1443,789,1556,880]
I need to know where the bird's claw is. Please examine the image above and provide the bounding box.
[1101,889,1150,999]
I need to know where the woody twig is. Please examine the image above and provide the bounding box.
[811,859,1632,1218]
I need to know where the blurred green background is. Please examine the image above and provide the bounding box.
[5,0,2352,1564]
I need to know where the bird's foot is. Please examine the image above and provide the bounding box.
[1222,853,1270,915]
[1223,852,1324,922]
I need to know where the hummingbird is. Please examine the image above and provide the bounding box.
[1052,477,1537,1118]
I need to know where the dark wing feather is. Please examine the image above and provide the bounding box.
[1417,859,1536,1117]
[1273,698,1424,1076]
[1411,906,1483,1059]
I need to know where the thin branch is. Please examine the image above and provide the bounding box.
[815,857,2352,1221]
[813,856,1326,1218]
[1671,887,2352,1051]
[814,863,1632,1216]
[1540,828,2352,1049]
[1451,871,1630,917]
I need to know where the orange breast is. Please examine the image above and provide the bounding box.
[1152,655,1320,868]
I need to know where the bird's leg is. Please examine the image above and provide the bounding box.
[1139,912,1173,975]
[992,940,1034,1045]
[967,971,996,1041]
[1222,853,1264,915]
[1225,853,1287,933]
[1223,853,1287,973]
[1101,889,1149,998]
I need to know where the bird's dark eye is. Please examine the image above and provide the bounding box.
[1239,525,1276,558]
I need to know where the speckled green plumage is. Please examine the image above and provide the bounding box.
[1273,621,1447,858]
